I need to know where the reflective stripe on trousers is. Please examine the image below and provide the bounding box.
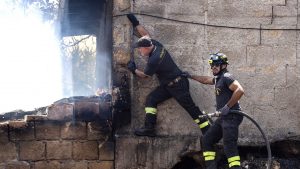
[203,151,216,161]
[228,156,241,168]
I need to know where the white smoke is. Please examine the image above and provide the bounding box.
[0,0,62,113]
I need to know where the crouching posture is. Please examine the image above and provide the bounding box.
[190,53,244,169]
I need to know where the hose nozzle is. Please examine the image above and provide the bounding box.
[199,111,221,119]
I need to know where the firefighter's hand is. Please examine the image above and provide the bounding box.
[219,104,230,116]
[127,14,140,27]
[181,71,191,78]
[127,60,137,74]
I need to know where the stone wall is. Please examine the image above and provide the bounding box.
[113,0,300,168]
[0,120,114,169]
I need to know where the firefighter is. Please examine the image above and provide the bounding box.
[190,53,244,169]
[126,14,210,137]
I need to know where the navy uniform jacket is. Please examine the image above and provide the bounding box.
[144,39,182,86]
[214,71,241,111]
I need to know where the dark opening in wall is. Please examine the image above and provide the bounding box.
[171,152,204,169]
[61,0,112,94]
[61,0,109,36]
[172,156,203,169]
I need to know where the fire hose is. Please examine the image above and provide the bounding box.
[199,110,272,169]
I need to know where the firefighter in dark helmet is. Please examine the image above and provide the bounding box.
[126,13,210,137]
[190,53,244,169]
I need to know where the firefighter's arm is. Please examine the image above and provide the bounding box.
[127,14,150,38]
[190,75,214,85]
[226,80,244,108]
[136,25,150,37]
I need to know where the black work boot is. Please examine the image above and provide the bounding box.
[134,126,156,137]
[134,113,157,137]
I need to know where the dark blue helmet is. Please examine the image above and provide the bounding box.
[208,52,229,66]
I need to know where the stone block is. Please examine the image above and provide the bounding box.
[273,45,297,66]
[73,141,98,160]
[133,1,165,17]
[0,142,17,162]
[208,0,272,17]
[239,105,276,145]
[273,85,299,111]
[156,100,204,136]
[248,43,297,68]
[113,0,130,14]
[243,84,274,106]
[273,0,297,17]
[246,45,273,66]
[274,110,300,140]
[115,136,201,169]
[114,137,139,168]
[272,16,298,26]
[35,121,61,140]
[19,141,45,161]
[34,161,60,169]
[46,141,72,160]
[153,24,180,46]
[61,161,88,169]
[9,123,35,141]
[8,121,28,129]
[0,126,8,143]
[99,141,115,160]
[285,65,298,86]
[88,161,113,169]
[112,17,131,45]
[61,122,86,140]
[113,46,131,65]
[207,0,272,27]
[6,161,30,169]
[207,16,271,28]
[255,65,286,88]
[260,0,286,5]
[261,25,297,45]
[87,122,111,141]
[25,115,48,121]
[240,100,300,144]
[0,164,4,169]
[177,24,205,46]
[163,0,207,23]
[243,65,285,100]
[207,27,260,47]
[165,45,207,68]
[47,103,73,121]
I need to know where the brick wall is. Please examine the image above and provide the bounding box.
[0,120,114,169]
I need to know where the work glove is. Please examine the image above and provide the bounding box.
[181,71,191,78]
[127,14,140,27]
[127,60,137,74]
[219,104,230,116]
